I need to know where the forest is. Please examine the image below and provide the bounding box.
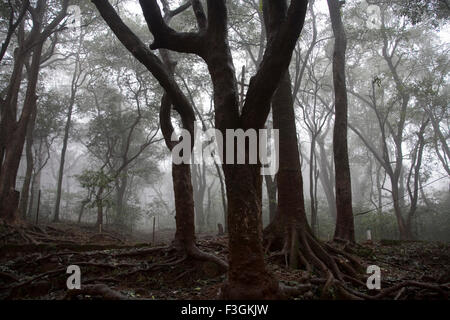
[0,0,449,302]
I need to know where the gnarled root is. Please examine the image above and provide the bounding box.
[265,224,363,282]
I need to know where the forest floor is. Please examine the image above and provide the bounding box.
[0,221,449,300]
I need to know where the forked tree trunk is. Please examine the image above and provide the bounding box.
[327,0,355,242]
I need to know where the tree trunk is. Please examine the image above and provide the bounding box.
[78,197,90,224]
[263,71,355,283]
[19,107,36,219]
[96,186,104,229]
[192,163,206,233]
[391,181,412,240]
[264,175,277,223]
[327,0,355,242]
[221,164,281,299]
[53,97,75,222]
[115,172,128,226]
[317,135,337,221]
[27,138,44,221]
[309,135,318,235]
[172,163,196,250]
[214,161,228,232]
[264,71,309,261]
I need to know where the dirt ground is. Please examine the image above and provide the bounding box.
[0,221,448,300]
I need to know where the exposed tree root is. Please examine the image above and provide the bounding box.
[0,240,227,299]
[185,244,228,272]
[279,282,312,297]
[0,267,67,298]
[265,224,364,282]
[2,221,447,300]
[263,222,450,300]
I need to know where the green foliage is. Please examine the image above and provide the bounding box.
[76,169,114,191]
[76,169,114,208]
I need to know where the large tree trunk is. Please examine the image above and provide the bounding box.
[221,164,281,299]
[327,0,355,242]
[264,71,309,260]
[263,71,359,285]
[205,23,281,298]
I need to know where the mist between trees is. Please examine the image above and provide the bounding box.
[0,0,449,299]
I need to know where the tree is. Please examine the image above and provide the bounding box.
[76,168,114,229]
[91,0,228,276]
[80,79,160,229]
[53,32,89,222]
[23,90,64,221]
[344,2,448,239]
[260,1,362,288]
[0,0,29,63]
[92,0,308,299]
[326,0,355,242]
[0,0,69,221]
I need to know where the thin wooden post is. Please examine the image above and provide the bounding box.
[35,189,41,225]
[152,216,156,245]
[217,223,224,236]
[367,229,372,242]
